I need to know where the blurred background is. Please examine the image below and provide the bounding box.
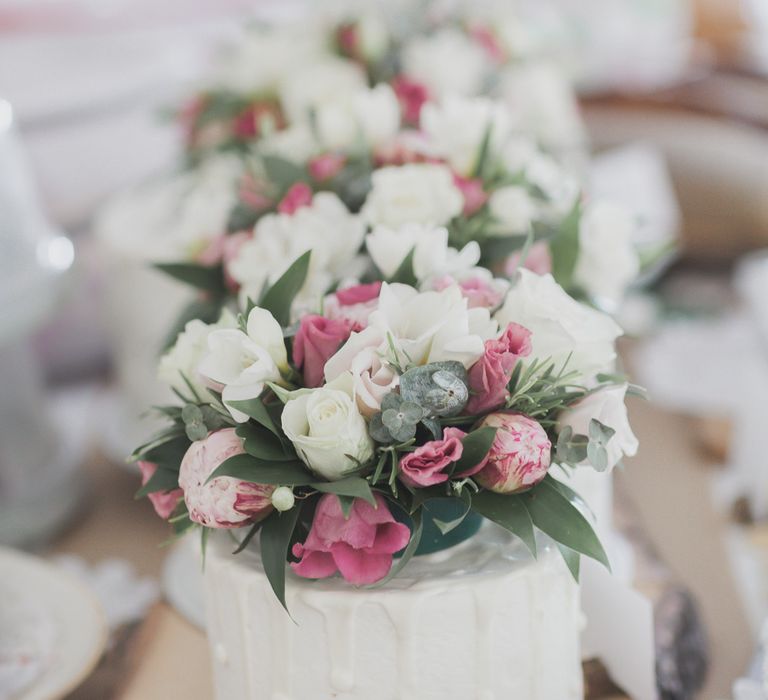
[3,0,768,698]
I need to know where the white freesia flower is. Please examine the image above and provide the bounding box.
[494,269,622,379]
[158,309,237,398]
[402,29,489,98]
[228,193,365,314]
[279,58,366,125]
[488,185,537,235]
[325,283,495,385]
[316,83,401,151]
[361,164,463,228]
[281,372,374,481]
[573,201,641,309]
[557,384,639,471]
[421,96,511,176]
[365,223,480,282]
[258,123,319,164]
[198,307,288,423]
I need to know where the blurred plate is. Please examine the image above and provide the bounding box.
[0,547,107,700]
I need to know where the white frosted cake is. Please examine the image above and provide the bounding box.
[204,525,583,700]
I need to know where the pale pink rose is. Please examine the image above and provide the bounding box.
[178,429,275,528]
[467,323,532,414]
[291,493,411,584]
[474,413,551,493]
[324,281,382,330]
[138,461,182,520]
[432,274,505,310]
[277,182,313,215]
[452,174,488,216]
[309,153,347,182]
[399,427,488,487]
[505,242,552,276]
[392,74,431,125]
[293,314,353,388]
[349,346,399,417]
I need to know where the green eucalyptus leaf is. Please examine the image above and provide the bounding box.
[399,362,469,417]
[587,442,608,472]
[260,503,303,613]
[471,491,537,556]
[258,251,312,326]
[208,453,315,485]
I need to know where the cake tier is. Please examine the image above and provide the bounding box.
[204,524,583,700]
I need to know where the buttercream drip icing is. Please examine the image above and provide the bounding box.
[204,524,583,700]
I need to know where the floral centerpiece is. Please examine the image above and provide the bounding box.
[134,249,639,606]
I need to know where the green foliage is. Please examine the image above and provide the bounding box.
[235,422,295,461]
[451,427,497,475]
[208,453,315,485]
[587,419,615,472]
[548,199,582,290]
[260,504,304,613]
[471,491,537,556]
[134,466,179,499]
[258,251,312,326]
[555,426,589,465]
[261,155,307,192]
[387,247,417,286]
[399,362,469,418]
[506,357,586,423]
[154,262,227,296]
[311,477,376,506]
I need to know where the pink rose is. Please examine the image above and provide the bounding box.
[324,282,382,330]
[293,314,354,387]
[467,323,532,414]
[178,429,275,528]
[138,461,182,520]
[399,427,488,487]
[392,75,430,126]
[474,413,551,493]
[505,242,552,276]
[309,153,347,182]
[291,493,411,585]
[432,274,505,310]
[453,174,488,217]
[277,182,313,215]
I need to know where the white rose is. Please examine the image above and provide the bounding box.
[316,83,400,151]
[362,164,463,228]
[488,186,537,235]
[279,58,366,125]
[228,193,365,314]
[557,384,639,471]
[365,223,480,282]
[158,309,237,398]
[573,201,641,309]
[325,283,495,383]
[402,29,489,98]
[198,307,288,423]
[421,96,511,176]
[281,373,374,481]
[494,269,622,379]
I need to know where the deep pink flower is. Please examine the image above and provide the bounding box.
[291,493,411,585]
[453,174,488,216]
[293,314,353,387]
[277,182,313,215]
[467,323,532,414]
[399,427,488,487]
[335,281,382,306]
[138,461,182,520]
[324,282,382,330]
[308,153,347,182]
[178,429,274,528]
[392,75,430,126]
[336,23,360,59]
[505,242,552,276]
[474,413,551,493]
[232,101,284,140]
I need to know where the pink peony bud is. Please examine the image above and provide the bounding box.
[291,493,411,585]
[466,323,532,414]
[308,152,347,182]
[474,412,551,493]
[452,174,488,217]
[505,242,552,277]
[293,314,354,387]
[138,461,183,520]
[392,75,430,126]
[399,427,487,487]
[277,182,313,215]
[178,429,275,528]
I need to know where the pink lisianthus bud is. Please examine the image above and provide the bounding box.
[324,281,382,330]
[392,75,430,126]
[474,413,551,493]
[452,174,488,216]
[505,242,552,276]
[178,429,275,528]
[291,493,411,585]
[138,461,182,520]
[293,314,354,387]
[466,323,532,414]
[399,427,488,487]
[308,153,347,182]
[277,182,313,215]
